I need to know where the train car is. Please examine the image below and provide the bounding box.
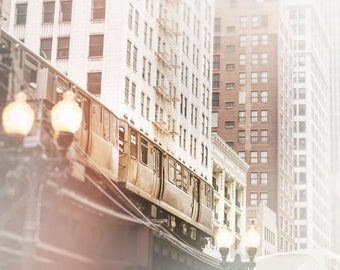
[0,29,213,249]
[118,120,213,247]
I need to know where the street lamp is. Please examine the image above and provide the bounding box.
[217,223,260,270]
[1,90,82,270]
[2,90,82,145]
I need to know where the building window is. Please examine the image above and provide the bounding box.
[226,83,235,90]
[225,102,234,109]
[60,0,72,22]
[238,130,245,143]
[147,61,152,84]
[126,40,131,65]
[261,72,268,83]
[252,16,259,28]
[250,193,258,205]
[251,91,258,103]
[128,4,133,29]
[212,93,220,107]
[131,82,136,108]
[141,92,145,116]
[227,26,235,32]
[15,3,28,25]
[132,46,138,71]
[213,55,220,69]
[124,77,130,103]
[251,110,258,123]
[260,193,268,204]
[261,110,268,122]
[214,17,221,32]
[260,129,268,142]
[251,54,258,65]
[260,151,268,163]
[261,34,268,45]
[261,172,268,184]
[252,35,258,45]
[238,111,246,123]
[298,72,305,82]
[239,72,246,85]
[239,54,246,65]
[43,2,55,24]
[89,34,104,57]
[214,36,221,51]
[261,53,268,64]
[57,37,70,59]
[87,72,102,95]
[225,121,234,128]
[261,91,268,103]
[240,16,247,28]
[240,35,246,47]
[238,151,245,160]
[250,151,258,163]
[146,97,150,120]
[226,64,235,70]
[40,38,52,60]
[250,173,258,185]
[226,45,235,52]
[213,74,220,88]
[134,10,139,34]
[251,130,258,142]
[251,72,258,84]
[92,0,106,20]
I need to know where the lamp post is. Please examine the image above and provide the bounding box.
[216,223,260,270]
[1,90,82,270]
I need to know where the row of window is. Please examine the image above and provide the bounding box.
[224,110,269,125]
[212,71,269,89]
[213,34,268,52]
[15,0,105,25]
[238,150,268,164]
[238,129,269,143]
[249,192,268,206]
[250,172,268,185]
[214,14,268,33]
[213,53,268,70]
[40,34,103,60]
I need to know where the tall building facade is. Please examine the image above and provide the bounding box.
[285,0,332,250]
[213,0,295,252]
[4,0,214,181]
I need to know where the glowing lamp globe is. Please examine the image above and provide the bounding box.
[51,91,82,135]
[2,92,34,136]
[216,225,234,249]
[245,224,260,249]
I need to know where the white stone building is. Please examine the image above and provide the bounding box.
[284,0,332,250]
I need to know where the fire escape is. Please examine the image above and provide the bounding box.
[152,1,180,138]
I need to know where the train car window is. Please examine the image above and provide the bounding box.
[168,158,175,183]
[130,130,137,159]
[99,106,103,124]
[24,54,38,84]
[140,137,148,165]
[206,184,212,208]
[103,109,110,141]
[176,163,182,189]
[183,169,189,193]
[83,99,89,130]
[194,177,199,202]
[119,127,125,154]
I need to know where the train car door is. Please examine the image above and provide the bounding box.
[191,176,200,222]
[77,96,90,153]
[152,147,162,198]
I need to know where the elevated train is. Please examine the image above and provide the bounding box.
[0,29,214,248]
